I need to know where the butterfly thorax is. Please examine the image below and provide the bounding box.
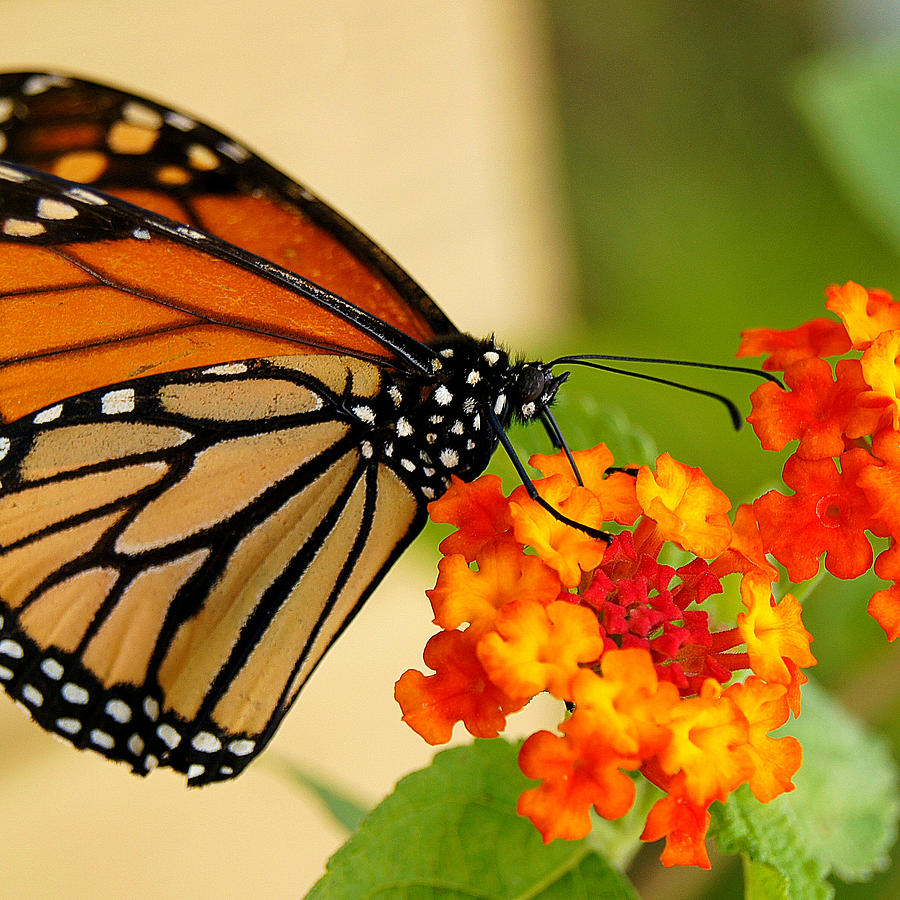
[380,336,565,501]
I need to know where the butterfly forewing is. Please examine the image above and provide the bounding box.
[0,354,423,783]
[0,72,455,342]
[0,161,440,423]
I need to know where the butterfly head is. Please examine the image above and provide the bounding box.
[508,362,568,423]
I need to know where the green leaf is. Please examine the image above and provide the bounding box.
[307,739,639,900]
[793,43,900,254]
[786,680,898,882]
[713,785,832,900]
[711,679,898,897]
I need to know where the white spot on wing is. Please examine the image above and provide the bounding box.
[101,388,135,415]
[396,417,413,437]
[0,640,23,658]
[228,738,255,756]
[0,98,13,122]
[90,729,115,749]
[0,436,9,461]
[143,697,159,721]
[121,101,163,129]
[0,163,28,182]
[23,74,71,96]
[56,717,82,734]
[3,218,46,237]
[157,723,181,749]
[187,764,206,780]
[40,658,64,679]
[61,683,89,704]
[216,141,250,162]
[106,699,132,723]
[21,684,42,706]
[191,732,222,753]
[202,362,248,376]
[0,666,12,681]
[132,228,151,240]
[164,111,197,131]
[34,404,62,424]
[127,734,144,755]
[36,197,78,220]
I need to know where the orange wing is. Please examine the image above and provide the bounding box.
[0,162,444,423]
[0,72,458,422]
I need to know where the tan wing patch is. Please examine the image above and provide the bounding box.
[0,461,169,546]
[114,421,348,553]
[18,567,119,651]
[0,511,127,605]
[19,422,191,480]
[157,449,360,720]
[158,378,323,421]
[82,549,210,687]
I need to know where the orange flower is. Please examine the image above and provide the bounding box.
[635,453,733,558]
[825,280,900,349]
[860,330,900,428]
[529,443,640,524]
[428,474,511,560]
[754,450,877,582]
[747,357,887,459]
[724,678,801,803]
[394,630,527,744]
[401,439,814,866]
[477,599,604,699]
[517,728,637,842]
[858,429,900,541]
[653,680,753,807]
[737,573,816,689]
[641,793,712,868]
[737,317,850,371]
[568,653,680,759]
[509,476,606,586]
[427,541,561,637]
[868,583,900,641]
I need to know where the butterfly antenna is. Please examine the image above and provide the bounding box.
[540,409,584,486]
[550,354,784,387]
[550,358,753,430]
[486,407,607,540]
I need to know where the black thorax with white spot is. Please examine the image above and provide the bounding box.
[381,335,567,500]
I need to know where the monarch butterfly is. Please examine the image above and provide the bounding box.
[0,72,578,785]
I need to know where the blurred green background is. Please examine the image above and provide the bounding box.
[540,3,900,897]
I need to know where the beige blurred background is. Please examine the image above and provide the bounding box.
[0,2,571,896]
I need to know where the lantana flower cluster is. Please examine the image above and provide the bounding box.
[739,281,900,639]
[395,445,814,867]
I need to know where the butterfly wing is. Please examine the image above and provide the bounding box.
[0,71,456,342]
[0,161,444,423]
[0,73,465,782]
[0,352,424,783]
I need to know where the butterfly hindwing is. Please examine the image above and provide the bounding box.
[0,353,424,783]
